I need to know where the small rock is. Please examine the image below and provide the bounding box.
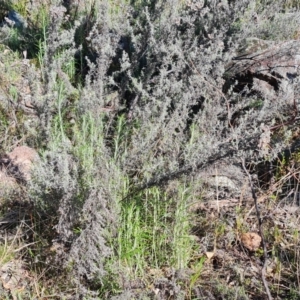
[0,170,18,201]
[0,260,29,299]
[7,146,39,181]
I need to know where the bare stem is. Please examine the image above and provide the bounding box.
[241,158,272,300]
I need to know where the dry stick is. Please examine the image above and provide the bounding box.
[121,151,232,202]
[241,158,273,300]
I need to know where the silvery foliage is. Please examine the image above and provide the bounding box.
[106,0,300,190]
[30,2,82,245]
[29,0,300,297]
[30,2,125,297]
[34,4,78,142]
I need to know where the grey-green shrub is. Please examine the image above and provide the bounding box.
[23,0,300,298]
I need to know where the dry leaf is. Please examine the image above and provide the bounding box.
[240,232,261,251]
[206,252,214,259]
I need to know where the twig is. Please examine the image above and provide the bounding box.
[241,158,273,300]
[121,150,233,202]
[13,242,37,253]
[215,165,220,215]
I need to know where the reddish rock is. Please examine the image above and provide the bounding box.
[0,170,18,201]
[6,146,39,181]
[241,232,262,251]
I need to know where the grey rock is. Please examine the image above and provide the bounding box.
[198,162,251,201]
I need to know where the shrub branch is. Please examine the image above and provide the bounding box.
[241,158,272,300]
